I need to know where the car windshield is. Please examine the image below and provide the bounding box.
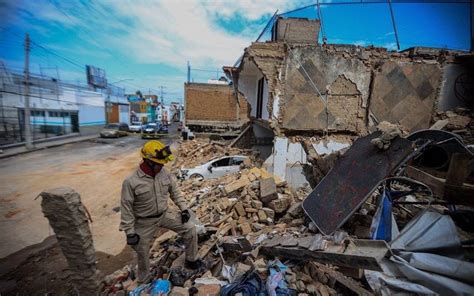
[145,124,156,128]
[131,122,141,126]
[105,124,119,129]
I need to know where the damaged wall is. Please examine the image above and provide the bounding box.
[238,58,270,120]
[281,46,370,133]
[370,61,441,131]
[279,44,454,134]
[274,18,320,45]
[243,43,286,123]
[184,82,249,126]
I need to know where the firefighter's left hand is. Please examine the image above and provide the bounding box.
[181,209,191,224]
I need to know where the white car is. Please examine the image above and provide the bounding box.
[180,155,248,180]
[129,121,143,133]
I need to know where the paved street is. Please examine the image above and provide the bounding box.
[0,130,178,259]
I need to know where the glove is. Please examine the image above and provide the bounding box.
[126,233,140,246]
[181,209,191,224]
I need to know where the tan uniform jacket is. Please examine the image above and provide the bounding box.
[120,167,187,235]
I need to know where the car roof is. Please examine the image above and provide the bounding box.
[210,155,247,161]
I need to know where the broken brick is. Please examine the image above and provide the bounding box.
[224,175,250,194]
[268,197,289,214]
[197,284,221,296]
[257,210,267,223]
[260,177,278,204]
[240,222,252,235]
[234,202,246,216]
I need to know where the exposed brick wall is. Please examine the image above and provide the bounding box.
[275,18,320,45]
[185,83,244,122]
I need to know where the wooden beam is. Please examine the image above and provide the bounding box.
[446,153,472,187]
[405,166,445,197]
[406,165,474,207]
[260,239,389,271]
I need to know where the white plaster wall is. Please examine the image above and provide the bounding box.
[265,137,309,188]
[273,137,288,181]
[238,57,271,119]
[119,105,129,124]
[287,142,307,164]
[238,75,257,117]
[272,92,280,119]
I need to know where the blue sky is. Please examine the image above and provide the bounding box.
[0,0,470,103]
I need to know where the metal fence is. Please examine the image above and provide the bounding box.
[0,106,78,146]
[257,0,471,52]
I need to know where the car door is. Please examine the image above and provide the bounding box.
[209,157,232,178]
[227,156,245,174]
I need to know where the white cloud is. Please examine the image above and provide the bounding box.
[101,0,309,68]
[2,0,311,97]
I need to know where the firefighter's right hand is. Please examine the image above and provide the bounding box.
[126,233,140,246]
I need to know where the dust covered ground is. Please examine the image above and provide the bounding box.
[0,128,180,295]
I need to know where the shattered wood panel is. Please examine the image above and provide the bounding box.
[281,47,370,132]
[302,132,413,235]
[370,61,441,132]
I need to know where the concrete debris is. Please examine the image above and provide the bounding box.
[370,121,405,150]
[39,187,100,296]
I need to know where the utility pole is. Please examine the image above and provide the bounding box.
[159,86,166,105]
[187,61,191,83]
[24,33,33,149]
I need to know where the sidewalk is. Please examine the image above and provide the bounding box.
[0,134,98,159]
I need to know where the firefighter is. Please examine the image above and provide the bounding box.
[120,140,202,283]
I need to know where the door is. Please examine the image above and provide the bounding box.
[210,157,232,178]
[108,104,119,123]
[227,156,245,174]
[70,113,79,133]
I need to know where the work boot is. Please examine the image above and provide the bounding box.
[184,258,204,270]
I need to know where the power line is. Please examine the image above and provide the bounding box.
[1,27,178,94]
[0,90,110,107]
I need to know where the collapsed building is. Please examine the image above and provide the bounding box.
[224,17,473,188]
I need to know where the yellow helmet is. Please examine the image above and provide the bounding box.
[140,140,175,165]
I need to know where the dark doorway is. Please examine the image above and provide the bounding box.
[70,113,79,133]
[256,77,264,119]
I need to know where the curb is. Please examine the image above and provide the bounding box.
[0,136,98,160]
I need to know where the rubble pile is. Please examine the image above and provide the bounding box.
[174,138,252,169]
[100,140,370,295]
[179,166,307,233]
[431,108,474,143]
[100,127,474,295]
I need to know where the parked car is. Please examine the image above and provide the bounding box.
[129,121,143,133]
[141,122,162,139]
[179,155,248,180]
[160,124,169,134]
[100,123,129,138]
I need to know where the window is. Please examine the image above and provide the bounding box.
[49,111,61,117]
[31,110,45,117]
[49,111,70,117]
[231,157,245,166]
[212,157,231,167]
